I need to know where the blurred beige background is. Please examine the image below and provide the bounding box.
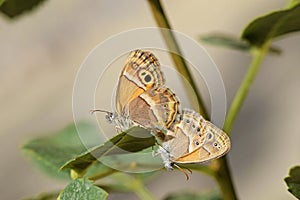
[1,0,300,199]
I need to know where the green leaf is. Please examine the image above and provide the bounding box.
[61,126,156,176]
[163,191,221,200]
[98,149,162,173]
[285,166,300,199]
[0,0,48,18]
[86,160,160,183]
[242,4,300,47]
[200,33,281,55]
[201,34,250,51]
[22,122,100,180]
[58,178,108,200]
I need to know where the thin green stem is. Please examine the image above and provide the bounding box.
[97,173,155,200]
[134,180,156,200]
[147,0,208,118]
[223,42,270,134]
[215,42,271,200]
[147,0,238,199]
[88,168,117,181]
[213,156,238,200]
[123,174,155,200]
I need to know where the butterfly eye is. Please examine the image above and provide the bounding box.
[195,141,199,145]
[214,143,218,147]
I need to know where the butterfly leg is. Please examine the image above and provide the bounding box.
[151,138,163,157]
[172,163,192,180]
[158,145,192,180]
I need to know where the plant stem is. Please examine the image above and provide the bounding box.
[147,0,208,118]
[215,42,270,200]
[134,181,156,200]
[125,175,156,200]
[98,173,155,200]
[214,156,238,200]
[147,0,240,199]
[223,42,270,134]
[88,168,117,181]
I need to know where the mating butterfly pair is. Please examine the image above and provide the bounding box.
[96,50,230,172]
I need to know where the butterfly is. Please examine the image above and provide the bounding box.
[100,50,181,132]
[93,50,230,176]
[158,109,230,171]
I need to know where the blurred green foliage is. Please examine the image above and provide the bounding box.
[0,0,48,18]
[18,1,300,199]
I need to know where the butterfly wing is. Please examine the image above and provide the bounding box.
[163,109,230,164]
[127,87,180,130]
[115,50,165,115]
[175,120,230,163]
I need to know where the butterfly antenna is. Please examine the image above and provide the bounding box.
[90,109,115,124]
[173,163,192,180]
[90,109,111,115]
